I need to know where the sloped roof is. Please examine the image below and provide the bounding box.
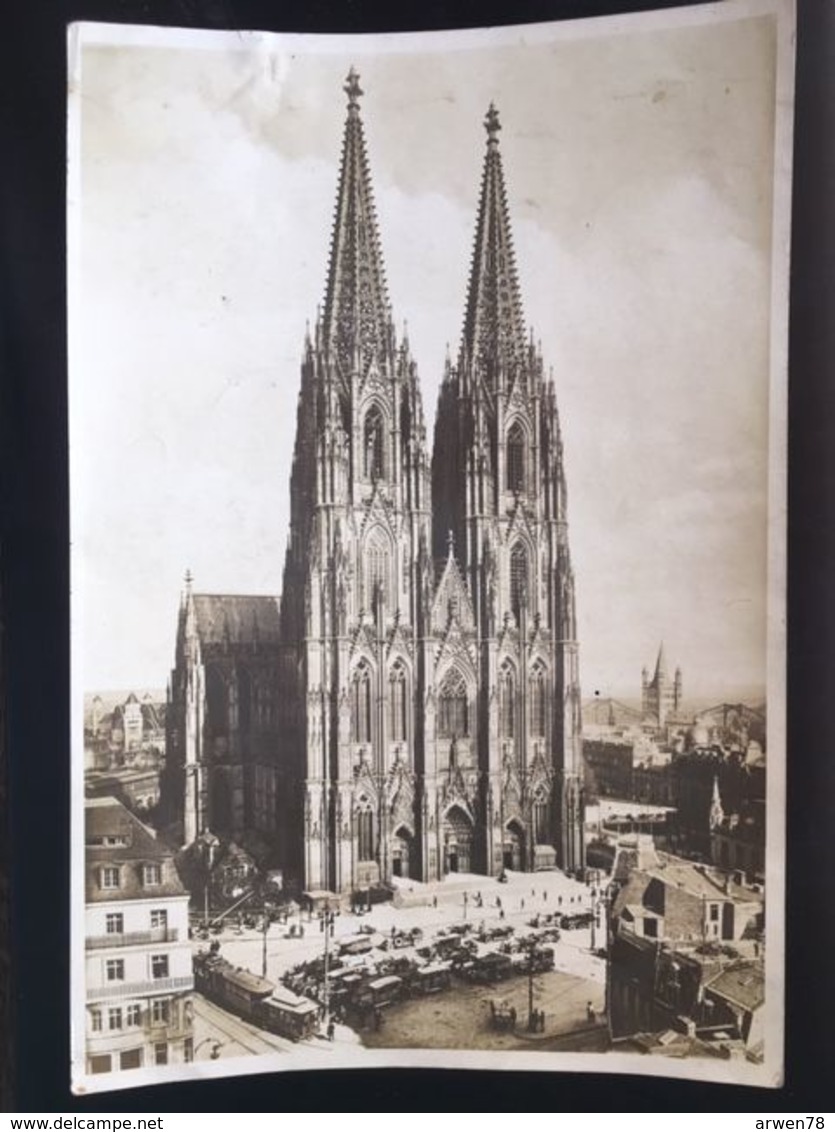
[85,796,185,902]
[705,961,765,1013]
[191,594,281,647]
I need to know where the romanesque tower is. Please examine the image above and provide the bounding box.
[642,642,683,728]
[279,71,432,893]
[431,105,585,876]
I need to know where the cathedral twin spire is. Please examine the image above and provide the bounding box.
[321,68,392,376]
[462,103,528,378]
[322,71,527,387]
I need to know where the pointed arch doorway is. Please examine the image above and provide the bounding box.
[443,805,474,875]
[502,819,526,871]
[391,826,413,879]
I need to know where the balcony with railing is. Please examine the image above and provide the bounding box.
[86,927,180,950]
[87,975,193,1001]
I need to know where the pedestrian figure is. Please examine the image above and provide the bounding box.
[586,1001,595,1023]
[499,908,505,920]
[497,897,502,909]
[558,895,562,907]
[543,891,547,902]
[300,924,304,938]
[540,1010,546,1032]
[521,898,525,910]
[327,1018,335,1041]
[433,895,438,909]
[531,888,535,897]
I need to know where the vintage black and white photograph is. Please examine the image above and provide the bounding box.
[69,0,793,1094]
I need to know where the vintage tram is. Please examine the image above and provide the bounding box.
[194,951,320,1042]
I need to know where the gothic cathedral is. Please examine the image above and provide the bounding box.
[278,72,584,893]
[166,70,585,894]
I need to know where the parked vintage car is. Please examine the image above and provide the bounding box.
[560,912,594,930]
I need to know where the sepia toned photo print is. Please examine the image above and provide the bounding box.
[68,0,794,1094]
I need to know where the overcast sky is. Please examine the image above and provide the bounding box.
[70,5,782,701]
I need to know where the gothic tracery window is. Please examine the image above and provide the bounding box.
[530,665,546,738]
[533,794,549,843]
[357,802,374,861]
[363,405,384,481]
[351,664,372,744]
[366,534,389,611]
[438,670,468,739]
[499,662,515,740]
[389,665,407,743]
[506,421,525,493]
[510,542,528,622]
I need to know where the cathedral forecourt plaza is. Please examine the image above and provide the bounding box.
[165,70,586,903]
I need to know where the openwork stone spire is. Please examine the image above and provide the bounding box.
[461,104,527,374]
[321,68,391,374]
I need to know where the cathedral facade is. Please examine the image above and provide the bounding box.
[278,73,584,894]
[165,71,585,894]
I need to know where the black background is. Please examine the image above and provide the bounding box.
[1,0,833,1114]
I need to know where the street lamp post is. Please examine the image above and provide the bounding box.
[590,886,597,952]
[602,883,614,1035]
[527,939,537,1032]
[321,899,335,1035]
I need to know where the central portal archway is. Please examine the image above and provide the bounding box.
[443,805,474,875]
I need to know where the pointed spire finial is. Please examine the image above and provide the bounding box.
[447,529,455,557]
[321,68,390,370]
[485,102,501,143]
[184,568,193,593]
[461,103,526,372]
[344,67,363,110]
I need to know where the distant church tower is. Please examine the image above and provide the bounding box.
[278,70,432,893]
[431,104,585,876]
[642,642,682,728]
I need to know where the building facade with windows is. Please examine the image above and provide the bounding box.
[276,73,584,894]
[85,797,194,1076]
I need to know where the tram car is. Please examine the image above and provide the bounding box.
[459,950,514,984]
[194,951,320,1042]
[353,974,404,1013]
[257,986,320,1041]
[194,951,274,1016]
[411,962,452,996]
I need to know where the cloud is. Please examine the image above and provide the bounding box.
[74,27,776,697]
